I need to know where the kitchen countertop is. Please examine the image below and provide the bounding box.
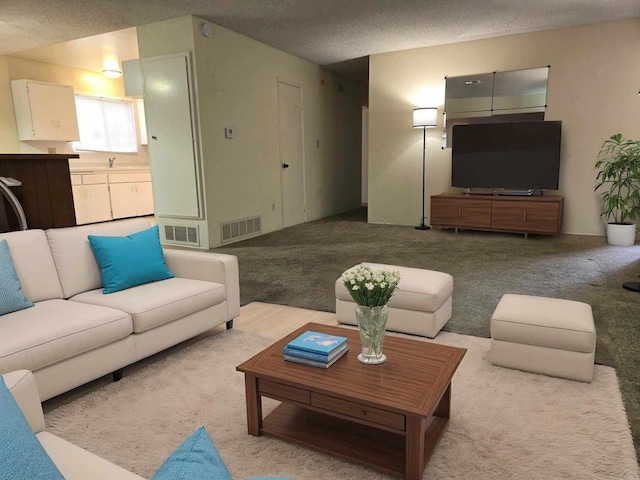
[70,166,151,173]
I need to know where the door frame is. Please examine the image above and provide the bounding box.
[276,77,307,228]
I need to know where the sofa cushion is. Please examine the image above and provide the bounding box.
[46,218,151,299]
[152,426,232,480]
[0,377,65,479]
[0,299,132,373]
[0,230,64,302]
[70,278,226,334]
[88,225,174,294]
[0,239,34,315]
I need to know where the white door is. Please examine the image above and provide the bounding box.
[277,81,305,228]
[142,53,201,218]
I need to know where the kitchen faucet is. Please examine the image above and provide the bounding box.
[108,157,116,168]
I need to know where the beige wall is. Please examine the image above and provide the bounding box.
[139,16,366,248]
[368,18,640,236]
[0,56,149,167]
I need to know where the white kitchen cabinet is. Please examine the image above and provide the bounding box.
[11,80,80,141]
[108,172,154,219]
[72,174,112,225]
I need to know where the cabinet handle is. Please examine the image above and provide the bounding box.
[458,207,461,217]
[523,211,527,222]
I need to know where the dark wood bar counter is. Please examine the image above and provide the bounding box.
[0,154,78,231]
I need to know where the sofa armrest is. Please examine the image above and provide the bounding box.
[3,370,45,433]
[163,249,240,320]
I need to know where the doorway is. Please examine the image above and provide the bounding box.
[277,80,305,228]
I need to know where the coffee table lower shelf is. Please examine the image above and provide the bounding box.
[260,402,448,478]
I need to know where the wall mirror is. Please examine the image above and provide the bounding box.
[443,66,549,147]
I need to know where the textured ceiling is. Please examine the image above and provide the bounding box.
[3,0,640,82]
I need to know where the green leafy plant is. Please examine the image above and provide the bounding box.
[594,133,640,225]
[341,264,400,307]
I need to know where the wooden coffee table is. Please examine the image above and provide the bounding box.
[236,322,466,479]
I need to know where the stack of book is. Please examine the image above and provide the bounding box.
[283,330,348,368]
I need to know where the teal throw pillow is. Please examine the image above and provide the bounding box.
[152,426,232,480]
[0,239,34,315]
[88,225,174,294]
[0,376,65,479]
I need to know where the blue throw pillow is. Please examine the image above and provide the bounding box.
[0,376,64,479]
[0,239,34,315]
[152,426,232,480]
[88,225,174,294]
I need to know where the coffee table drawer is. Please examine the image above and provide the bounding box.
[259,379,310,404]
[310,392,405,431]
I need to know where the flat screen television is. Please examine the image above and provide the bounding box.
[451,121,562,191]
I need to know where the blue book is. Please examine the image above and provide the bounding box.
[283,342,349,362]
[284,347,348,368]
[286,330,348,355]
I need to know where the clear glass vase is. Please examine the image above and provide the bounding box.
[355,305,389,365]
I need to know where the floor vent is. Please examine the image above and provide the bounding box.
[221,216,261,242]
[164,224,199,246]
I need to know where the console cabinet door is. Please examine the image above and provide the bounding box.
[491,201,561,233]
[431,196,491,228]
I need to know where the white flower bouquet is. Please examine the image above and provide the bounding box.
[341,264,401,307]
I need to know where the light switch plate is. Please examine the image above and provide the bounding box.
[224,127,234,139]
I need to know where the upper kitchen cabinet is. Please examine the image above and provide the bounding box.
[11,80,80,141]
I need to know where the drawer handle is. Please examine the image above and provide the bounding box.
[361,410,367,415]
[523,211,527,222]
[458,207,461,217]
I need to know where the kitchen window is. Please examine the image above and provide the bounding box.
[73,95,138,153]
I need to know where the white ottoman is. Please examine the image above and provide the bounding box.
[335,263,453,338]
[490,294,596,382]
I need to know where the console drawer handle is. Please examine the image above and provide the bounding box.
[523,211,527,222]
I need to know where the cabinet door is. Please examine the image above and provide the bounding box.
[431,196,491,228]
[73,184,112,225]
[24,82,59,141]
[491,201,561,233]
[135,182,154,215]
[51,84,80,141]
[110,182,138,219]
[72,185,87,225]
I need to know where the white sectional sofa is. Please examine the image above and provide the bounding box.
[0,218,240,401]
[4,369,144,479]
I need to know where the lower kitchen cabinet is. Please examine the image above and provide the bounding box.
[72,182,112,225]
[71,170,154,225]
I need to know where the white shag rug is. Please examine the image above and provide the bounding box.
[45,328,639,480]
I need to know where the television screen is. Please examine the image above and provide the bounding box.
[451,121,562,190]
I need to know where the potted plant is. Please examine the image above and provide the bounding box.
[594,133,640,246]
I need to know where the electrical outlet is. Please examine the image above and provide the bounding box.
[224,127,234,139]
[48,147,56,154]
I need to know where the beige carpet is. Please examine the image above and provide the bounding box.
[44,324,639,479]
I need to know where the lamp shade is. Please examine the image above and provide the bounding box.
[412,107,438,128]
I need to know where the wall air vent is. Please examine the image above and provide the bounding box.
[221,216,261,243]
[164,224,200,246]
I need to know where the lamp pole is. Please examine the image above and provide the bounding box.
[416,126,429,230]
[412,107,438,231]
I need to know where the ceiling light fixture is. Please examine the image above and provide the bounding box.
[102,69,122,78]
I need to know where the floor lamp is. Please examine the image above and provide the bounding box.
[413,107,438,230]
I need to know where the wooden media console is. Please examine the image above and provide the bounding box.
[430,193,564,237]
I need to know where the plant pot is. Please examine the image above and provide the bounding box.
[355,305,389,365]
[606,223,637,246]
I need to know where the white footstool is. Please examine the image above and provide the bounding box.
[335,263,453,338]
[490,294,596,382]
